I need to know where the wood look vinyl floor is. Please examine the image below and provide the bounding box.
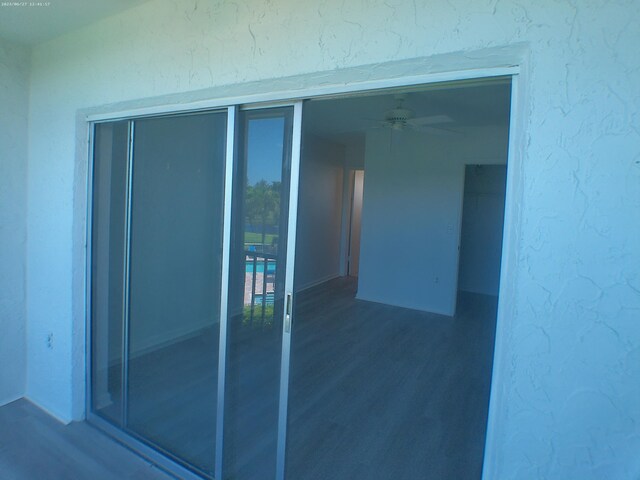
[0,277,497,480]
[286,277,497,480]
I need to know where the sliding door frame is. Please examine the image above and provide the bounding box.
[85,64,523,480]
[214,105,236,480]
[121,120,134,428]
[275,101,303,480]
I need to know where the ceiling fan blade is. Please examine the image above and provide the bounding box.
[408,115,453,126]
[412,125,460,136]
[362,117,389,128]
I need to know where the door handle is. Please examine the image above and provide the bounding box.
[284,292,293,333]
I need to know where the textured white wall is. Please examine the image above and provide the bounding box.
[25,0,640,478]
[0,39,29,406]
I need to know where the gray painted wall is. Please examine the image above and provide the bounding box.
[458,165,507,296]
[0,39,29,406]
[294,135,345,291]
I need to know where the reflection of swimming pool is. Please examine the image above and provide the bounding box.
[253,293,275,306]
[245,261,277,274]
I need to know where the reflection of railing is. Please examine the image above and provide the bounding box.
[244,251,277,327]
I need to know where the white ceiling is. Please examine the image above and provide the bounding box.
[303,78,512,147]
[0,0,150,45]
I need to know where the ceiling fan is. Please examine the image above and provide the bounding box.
[373,94,457,135]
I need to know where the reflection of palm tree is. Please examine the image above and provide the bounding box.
[246,180,281,248]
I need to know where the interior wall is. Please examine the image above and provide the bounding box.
[458,165,507,296]
[338,141,366,276]
[23,1,640,478]
[0,39,29,407]
[358,129,462,315]
[357,127,508,316]
[294,134,345,291]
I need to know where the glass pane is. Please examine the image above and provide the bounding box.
[127,112,227,476]
[91,120,129,426]
[224,107,294,480]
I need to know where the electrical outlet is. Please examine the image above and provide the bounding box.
[435,276,439,283]
[47,333,54,349]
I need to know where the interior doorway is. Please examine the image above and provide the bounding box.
[458,165,508,298]
[347,169,364,276]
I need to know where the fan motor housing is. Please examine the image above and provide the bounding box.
[385,107,413,126]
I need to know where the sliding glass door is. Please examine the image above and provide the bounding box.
[91,111,228,477]
[89,103,302,480]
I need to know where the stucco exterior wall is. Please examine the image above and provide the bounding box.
[25,0,640,478]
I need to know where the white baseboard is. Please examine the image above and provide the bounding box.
[23,395,72,425]
[295,273,341,293]
[0,393,23,408]
[129,319,216,360]
[459,288,499,298]
[355,292,454,317]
